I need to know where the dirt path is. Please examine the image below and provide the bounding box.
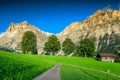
[33,63,60,80]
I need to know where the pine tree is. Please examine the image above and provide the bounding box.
[21,31,37,54]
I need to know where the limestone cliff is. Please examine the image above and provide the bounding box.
[1,9,120,53]
[0,21,50,53]
[58,10,120,52]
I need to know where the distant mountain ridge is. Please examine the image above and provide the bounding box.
[0,9,120,53]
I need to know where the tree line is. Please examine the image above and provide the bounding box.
[43,35,95,57]
[21,31,95,57]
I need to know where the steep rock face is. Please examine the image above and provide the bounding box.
[0,21,49,53]
[1,10,120,54]
[58,10,120,52]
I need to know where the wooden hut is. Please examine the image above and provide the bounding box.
[97,53,116,62]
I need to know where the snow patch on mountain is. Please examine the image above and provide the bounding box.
[35,27,54,36]
[0,32,5,38]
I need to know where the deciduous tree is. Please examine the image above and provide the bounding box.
[62,38,75,55]
[77,38,95,57]
[21,31,37,54]
[43,35,61,55]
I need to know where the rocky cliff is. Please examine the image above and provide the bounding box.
[1,9,120,53]
[0,21,51,53]
[58,10,120,52]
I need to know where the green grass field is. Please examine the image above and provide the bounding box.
[61,65,120,80]
[0,51,55,80]
[0,50,120,80]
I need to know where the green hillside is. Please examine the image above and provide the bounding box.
[0,50,120,80]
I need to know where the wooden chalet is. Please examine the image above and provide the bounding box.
[97,53,117,62]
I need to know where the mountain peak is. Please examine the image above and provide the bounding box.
[0,21,49,53]
[6,21,30,32]
[90,9,120,19]
[20,21,28,24]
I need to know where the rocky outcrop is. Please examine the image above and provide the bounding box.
[0,21,50,53]
[58,10,120,52]
[1,9,120,54]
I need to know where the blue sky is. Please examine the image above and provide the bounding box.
[0,0,120,34]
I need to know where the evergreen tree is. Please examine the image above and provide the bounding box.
[77,38,95,57]
[21,31,37,54]
[62,38,75,55]
[43,35,61,55]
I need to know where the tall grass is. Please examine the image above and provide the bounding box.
[0,51,55,80]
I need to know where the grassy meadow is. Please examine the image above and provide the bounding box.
[61,65,120,80]
[0,50,120,80]
[0,51,55,80]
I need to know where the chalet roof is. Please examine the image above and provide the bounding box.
[99,53,116,57]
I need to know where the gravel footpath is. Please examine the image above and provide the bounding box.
[33,63,60,80]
